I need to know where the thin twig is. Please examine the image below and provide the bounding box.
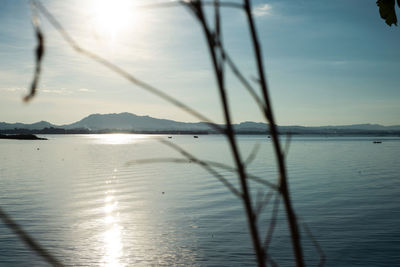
[243,1,304,265]
[263,194,280,251]
[138,0,243,10]
[302,221,326,267]
[283,133,292,158]
[223,52,266,113]
[185,1,266,265]
[125,156,241,197]
[158,139,243,197]
[214,0,225,79]
[183,0,267,113]
[244,142,261,167]
[24,2,44,102]
[125,156,278,190]
[254,188,274,219]
[20,2,308,267]
[31,0,223,134]
[202,160,278,190]
[0,207,64,267]
[266,256,279,267]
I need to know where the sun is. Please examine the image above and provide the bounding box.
[91,0,134,40]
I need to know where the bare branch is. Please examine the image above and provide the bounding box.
[138,1,243,10]
[203,160,277,190]
[283,133,292,158]
[185,2,266,265]
[203,0,244,9]
[19,2,308,267]
[223,52,266,113]
[244,142,261,167]
[266,256,279,267]
[214,0,224,75]
[24,2,45,102]
[125,156,278,190]
[0,207,64,267]
[243,1,304,265]
[302,221,326,267]
[156,139,242,197]
[263,194,280,251]
[31,0,223,134]
[125,156,241,197]
[254,188,274,219]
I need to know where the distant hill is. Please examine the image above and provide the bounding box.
[278,124,400,134]
[61,112,211,131]
[0,121,57,130]
[1,113,400,135]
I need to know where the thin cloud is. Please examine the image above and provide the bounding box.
[1,87,23,92]
[42,88,72,95]
[78,88,96,93]
[253,3,272,17]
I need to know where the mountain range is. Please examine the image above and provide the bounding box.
[1,112,400,135]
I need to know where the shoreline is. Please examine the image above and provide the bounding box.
[0,134,47,140]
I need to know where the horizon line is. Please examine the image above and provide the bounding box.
[1,112,399,127]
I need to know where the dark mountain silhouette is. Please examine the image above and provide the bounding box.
[61,112,210,131]
[0,121,56,130]
[1,113,399,134]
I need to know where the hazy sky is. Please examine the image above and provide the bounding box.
[1,0,399,126]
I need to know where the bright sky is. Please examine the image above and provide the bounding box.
[0,0,399,126]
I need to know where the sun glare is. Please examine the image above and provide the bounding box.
[102,182,124,266]
[91,0,134,40]
[91,134,148,145]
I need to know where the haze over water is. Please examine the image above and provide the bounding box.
[0,134,399,266]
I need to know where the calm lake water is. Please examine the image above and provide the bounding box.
[0,134,399,266]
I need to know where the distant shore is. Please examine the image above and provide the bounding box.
[1,128,400,137]
[0,134,47,140]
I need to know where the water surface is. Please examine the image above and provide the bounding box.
[0,135,399,266]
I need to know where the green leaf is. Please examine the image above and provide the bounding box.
[377,0,398,26]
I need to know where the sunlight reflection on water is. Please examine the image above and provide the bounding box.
[1,135,399,266]
[90,134,149,145]
[102,170,124,267]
